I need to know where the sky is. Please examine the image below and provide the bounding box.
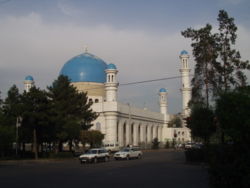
[0,0,249,114]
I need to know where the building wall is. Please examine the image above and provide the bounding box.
[72,82,105,98]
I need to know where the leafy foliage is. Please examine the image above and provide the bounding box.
[186,105,215,143]
[151,138,160,149]
[183,10,250,187]
[168,115,182,128]
[216,10,250,91]
[0,75,98,158]
[0,93,15,157]
[182,24,218,107]
[2,85,22,126]
[21,87,50,159]
[80,130,104,148]
[215,86,250,144]
[47,75,98,151]
[182,10,249,107]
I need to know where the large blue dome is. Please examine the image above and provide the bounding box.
[60,52,108,83]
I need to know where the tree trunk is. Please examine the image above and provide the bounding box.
[22,142,26,152]
[33,129,38,160]
[69,140,73,152]
[41,143,44,154]
[58,141,63,152]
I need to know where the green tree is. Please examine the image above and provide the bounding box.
[209,86,250,188]
[215,86,250,144]
[168,115,182,128]
[216,10,250,91]
[2,85,22,126]
[0,92,15,157]
[182,24,218,107]
[151,138,160,149]
[21,87,50,159]
[1,86,22,157]
[80,130,104,148]
[47,75,98,152]
[187,105,215,144]
[182,10,249,107]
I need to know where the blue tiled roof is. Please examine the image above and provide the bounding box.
[107,63,117,70]
[60,52,108,83]
[159,88,167,92]
[180,50,188,55]
[25,75,34,81]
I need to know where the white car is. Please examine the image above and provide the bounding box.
[184,142,194,149]
[79,148,110,163]
[114,147,142,160]
[103,143,120,152]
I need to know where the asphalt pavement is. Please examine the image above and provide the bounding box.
[0,149,209,188]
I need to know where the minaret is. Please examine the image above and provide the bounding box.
[104,64,119,146]
[105,64,118,102]
[179,50,191,117]
[159,88,168,116]
[24,75,34,92]
[159,88,170,142]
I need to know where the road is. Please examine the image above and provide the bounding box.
[0,150,209,188]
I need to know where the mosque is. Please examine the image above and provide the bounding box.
[24,49,192,149]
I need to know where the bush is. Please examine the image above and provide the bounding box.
[208,144,250,188]
[164,140,170,149]
[151,138,160,149]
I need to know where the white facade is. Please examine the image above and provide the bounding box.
[83,52,192,148]
[25,50,192,148]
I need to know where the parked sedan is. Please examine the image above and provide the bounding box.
[114,147,142,160]
[79,148,110,163]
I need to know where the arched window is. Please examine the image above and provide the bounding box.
[89,98,93,103]
[95,99,99,103]
[111,75,114,82]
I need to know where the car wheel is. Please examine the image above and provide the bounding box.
[93,157,98,163]
[126,155,130,160]
[138,154,142,159]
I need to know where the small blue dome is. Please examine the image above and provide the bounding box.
[25,75,34,81]
[60,52,108,83]
[159,88,167,92]
[180,50,188,55]
[107,63,117,70]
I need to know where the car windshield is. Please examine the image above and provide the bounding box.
[121,148,130,152]
[85,150,98,154]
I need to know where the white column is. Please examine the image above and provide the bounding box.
[126,123,131,146]
[118,122,124,147]
[147,125,152,144]
[133,124,139,146]
[140,125,145,144]
[105,112,117,144]
[158,126,162,142]
[152,125,157,139]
